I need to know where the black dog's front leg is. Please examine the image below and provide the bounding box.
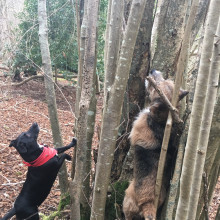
[57,153,72,169]
[55,138,77,154]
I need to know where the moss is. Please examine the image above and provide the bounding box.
[58,193,70,212]
[105,181,129,220]
[41,193,71,220]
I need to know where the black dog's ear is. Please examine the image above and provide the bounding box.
[9,140,16,147]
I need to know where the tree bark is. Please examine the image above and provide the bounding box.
[75,0,88,121]
[191,0,210,43]
[103,0,123,99]
[187,17,220,220]
[71,0,88,180]
[69,0,99,219]
[175,0,220,219]
[196,66,220,220]
[90,1,147,219]
[38,0,69,194]
[152,0,188,78]
[115,0,155,182]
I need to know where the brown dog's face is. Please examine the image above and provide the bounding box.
[145,70,188,123]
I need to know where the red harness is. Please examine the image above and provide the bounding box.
[23,147,57,167]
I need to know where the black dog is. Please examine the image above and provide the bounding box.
[1,122,76,220]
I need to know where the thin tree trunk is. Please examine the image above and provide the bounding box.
[191,0,210,43]
[187,18,220,220]
[80,42,98,220]
[103,0,112,77]
[196,67,220,220]
[38,0,69,194]
[71,0,88,180]
[75,0,88,121]
[154,0,199,214]
[116,0,155,182]
[175,0,220,219]
[152,0,188,78]
[104,0,123,99]
[69,0,99,219]
[90,1,147,219]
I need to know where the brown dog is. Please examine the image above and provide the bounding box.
[123,70,188,220]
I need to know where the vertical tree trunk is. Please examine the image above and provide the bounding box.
[75,0,88,121]
[71,0,88,180]
[196,60,220,220]
[103,0,112,77]
[191,0,210,43]
[38,0,69,194]
[152,0,188,78]
[187,18,220,220]
[114,0,155,182]
[69,0,99,219]
[90,1,147,219]
[104,0,123,99]
[175,0,220,219]
[80,43,98,220]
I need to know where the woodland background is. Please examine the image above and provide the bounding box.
[0,0,219,219]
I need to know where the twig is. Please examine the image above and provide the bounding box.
[2,181,25,186]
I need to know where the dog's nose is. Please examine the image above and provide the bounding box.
[33,122,38,127]
[150,69,156,74]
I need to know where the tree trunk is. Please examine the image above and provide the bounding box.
[191,0,210,43]
[69,0,99,219]
[75,0,88,121]
[196,71,220,219]
[187,17,220,220]
[80,42,98,220]
[71,0,88,180]
[38,0,69,194]
[104,0,123,99]
[152,0,188,78]
[175,0,220,219]
[90,1,147,219]
[113,0,155,182]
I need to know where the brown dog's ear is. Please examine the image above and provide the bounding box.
[179,89,189,101]
[9,140,16,147]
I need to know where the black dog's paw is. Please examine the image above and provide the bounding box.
[70,138,77,147]
[65,154,72,161]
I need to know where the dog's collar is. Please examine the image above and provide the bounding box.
[23,147,57,167]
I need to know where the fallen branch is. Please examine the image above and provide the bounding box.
[12,75,44,86]
[11,74,77,86]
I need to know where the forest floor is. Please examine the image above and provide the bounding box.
[0,74,219,219]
